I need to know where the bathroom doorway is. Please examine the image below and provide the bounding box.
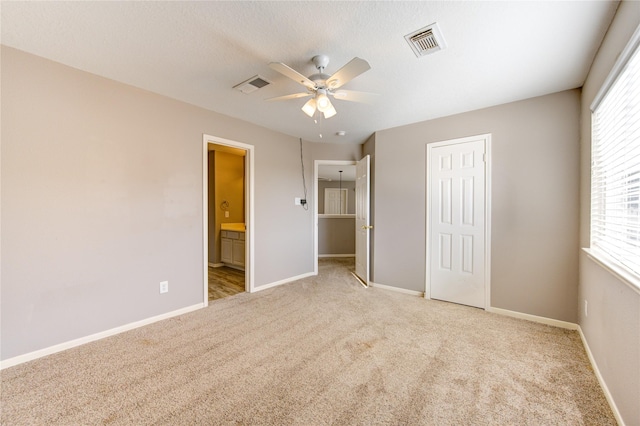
[203,135,254,305]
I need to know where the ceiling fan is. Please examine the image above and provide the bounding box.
[267,54,377,119]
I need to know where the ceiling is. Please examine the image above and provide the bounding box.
[1,1,618,145]
[318,165,356,182]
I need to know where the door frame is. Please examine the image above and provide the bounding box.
[425,133,492,309]
[203,134,255,306]
[313,159,357,275]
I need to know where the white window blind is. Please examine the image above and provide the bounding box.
[590,34,640,282]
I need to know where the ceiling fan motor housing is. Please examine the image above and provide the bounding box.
[309,73,331,89]
[312,54,330,71]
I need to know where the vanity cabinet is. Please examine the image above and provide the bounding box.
[221,230,245,269]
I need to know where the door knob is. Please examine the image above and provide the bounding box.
[361,225,373,230]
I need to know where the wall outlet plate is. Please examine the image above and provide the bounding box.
[160,281,169,294]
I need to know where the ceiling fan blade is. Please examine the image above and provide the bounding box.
[266,92,312,102]
[325,57,371,89]
[331,89,379,103]
[269,62,316,90]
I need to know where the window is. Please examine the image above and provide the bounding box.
[590,27,640,287]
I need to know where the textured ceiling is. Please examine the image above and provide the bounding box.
[1,1,618,144]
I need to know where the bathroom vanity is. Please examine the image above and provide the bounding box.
[220,223,245,270]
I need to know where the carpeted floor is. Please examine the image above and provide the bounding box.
[0,258,615,425]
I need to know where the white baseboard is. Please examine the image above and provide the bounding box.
[208,262,224,268]
[318,254,355,258]
[578,326,625,426]
[486,307,578,330]
[251,272,316,293]
[0,303,204,370]
[369,281,424,297]
[222,263,245,271]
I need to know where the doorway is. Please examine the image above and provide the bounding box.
[425,134,491,309]
[314,161,357,275]
[203,135,254,306]
[313,157,371,286]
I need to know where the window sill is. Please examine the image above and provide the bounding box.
[582,248,640,296]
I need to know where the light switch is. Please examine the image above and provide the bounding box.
[225,211,229,218]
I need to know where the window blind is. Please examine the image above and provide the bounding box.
[591,36,640,281]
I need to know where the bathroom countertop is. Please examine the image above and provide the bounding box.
[221,223,245,232]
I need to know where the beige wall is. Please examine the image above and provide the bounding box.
[214,151,245,226]
[578,2,640,423]
[310,142,362,164]
[318,218,356,255]
[374,90,580,322]
[0,46,358,361]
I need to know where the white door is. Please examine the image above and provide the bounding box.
[355,155,371,285]
[324,188,347,214]
[428,137,487,308]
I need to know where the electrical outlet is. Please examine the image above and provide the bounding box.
[160,281,169,294]
[584,300,588,317]
[295,197,301,205]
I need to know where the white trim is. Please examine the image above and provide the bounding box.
[222,264,245,272]
[203,135,255,304]
[486,307,578,330]
[252,272,316,292]
[591,22,640,111]
[425,133,492,310]
[313,160,357,277]
[577,326,625,426]
[370,281,424,297]
[0,303,204,370]
[318,254,355,258]
[582,248,640,296]
[484,138,492,310]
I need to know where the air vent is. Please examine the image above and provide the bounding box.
[233,75,271,94]
[405,22,447,58]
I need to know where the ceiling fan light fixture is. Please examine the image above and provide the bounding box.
[302,98,317,117]
[316,89,331,112]
[269,54,374,123]
[323,104,337,119]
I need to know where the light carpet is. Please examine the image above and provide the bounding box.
[0,258,615,425]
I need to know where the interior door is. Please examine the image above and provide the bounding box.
[429,138,486,308]
[324,188,347,214]
[355,155,371,285]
